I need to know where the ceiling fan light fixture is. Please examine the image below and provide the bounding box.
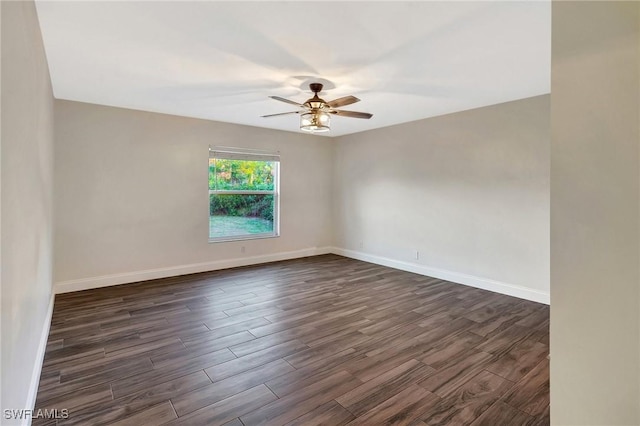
[265,82,371,131]
[300,111,330,133]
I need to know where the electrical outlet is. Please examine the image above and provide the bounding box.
[414,250,420,260]
[359,240,364,250]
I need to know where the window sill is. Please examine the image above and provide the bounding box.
[208,233,279,244]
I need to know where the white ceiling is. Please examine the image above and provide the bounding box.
[35,1,551,137]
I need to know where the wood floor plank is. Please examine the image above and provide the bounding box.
[34,255,548,426]
[264,361,348,399]
[137,322,209,341]
[203,313,273,331]
[97,317,168,334]
[59,357,154,391]
[515,306,550,329]
[110,401,177,426]
[501,358,550,417]
[181,317,271,345]
[240,370,362,426]
[223,305,283,319]
[165,310,228,326]
[336,359,435,417]
[35,383,112,413]
[285,347,363,372]
[228,333,300,358]
[343,348,422,383]
[173,359,294,416]
[360,324,432,358]
[110,348,235,399]
[246,313,323,339]
[285,400,355,426]
[167,385,277,426]
[105,337,185,361]
[470,400,536,426]
[421,370,514,425]
[59,371,211,426]
[41,348,106,376]
[485,339,548,382]
[150,331,254,368]
[417,350,495,398]
[345,384,440,426]
[36,370,61,390]
[532,404,550,425]
[420,331,486,370]
[475,324,538,357]
[204,340,308,383]
[463,299,523,324]
[42,346,106,370]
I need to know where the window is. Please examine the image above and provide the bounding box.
[209,147,279,242]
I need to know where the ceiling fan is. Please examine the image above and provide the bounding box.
[262,83,373,133]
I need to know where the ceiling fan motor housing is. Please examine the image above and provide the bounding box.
[309,83,323,93]
[305,83,327,110]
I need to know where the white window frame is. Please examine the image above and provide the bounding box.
[208,147,280,243]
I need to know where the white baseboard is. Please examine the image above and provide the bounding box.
[23,293,55,426]
[54,247,332,294]
[53,246,549,305]
[330,247,550,305]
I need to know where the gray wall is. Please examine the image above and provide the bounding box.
[1,0,55,419]
[56,96,551,305]
[334,95,550,302]
[550,1,640,424]
[54,100,334,290]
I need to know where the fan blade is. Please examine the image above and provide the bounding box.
[326,95,360,108]
[269,96,305,107]
[262,111,302,118]
[330,110,373,119]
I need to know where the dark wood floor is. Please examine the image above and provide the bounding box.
[35,254,549,426]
